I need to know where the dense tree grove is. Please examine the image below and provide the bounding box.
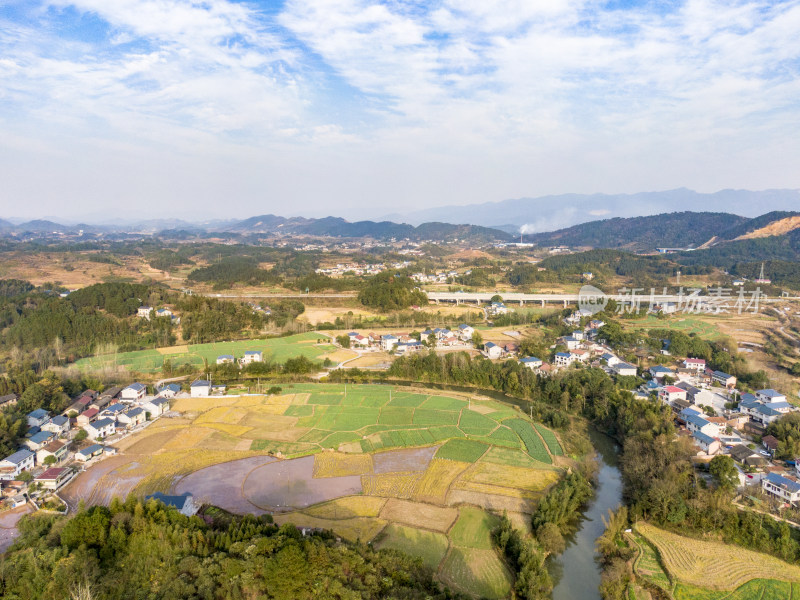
[187,256,283,289]
[357,272,428,311]
[0,498,459,600]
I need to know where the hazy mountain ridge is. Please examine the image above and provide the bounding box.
[387,188,800,233]
[525,212,749,250]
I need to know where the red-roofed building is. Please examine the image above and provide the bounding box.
[659,386,688,405]
[76,408,99,426]
[682,358,706,371]
[35,467,70,490]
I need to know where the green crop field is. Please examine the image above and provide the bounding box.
[506,419,552,463]
[482,446,550,468]
[533,424,563,456]
[619,314,722,340]
[436,439,489,463]
[440,547,512,600]
[449,507,498,549]
[374,524,449,571]
[73,332,335,373]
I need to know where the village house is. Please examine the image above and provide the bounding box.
[381,335,399,352]
[85,418,116,440]
[103,403,127,418]
[137,306,153,319]
[487,301,508,316]
[614,362,637,377]
[569,349,589,363]
[762,435,780,455]
[659,386,687,405]
[191,380,212,397]
[216,354,235,365]
[711,370,736,388]
[76,407,99,426]
[520,357,542,370]
[155,307,173,318]
[686,414,722,437]
[755,389,787,403]
[141,398,168,417]
[241,351,263,364]
[35,467,71,490]
[0,449,34,480]
[23,430,56,452]
[561,336,581,350]
[42,414,70,435]
[0,393,18,409]
[36,440,67,465]
[118,407,146,428]
[26,408,51,428]
[692,431,722,456]
[682,358,706,371]
[554,352,574,368]
[649,365,674,380]
[75,444,105,462]
[157,383,181,398]
[762,472,800,505]
[483,342,503,360]
[457,324,475,341]
[120,383,147,401]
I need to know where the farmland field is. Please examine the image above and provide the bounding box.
[374,524,449,571]
[72,332,337,373]
[635,522,800,595]
[65,383,567,599]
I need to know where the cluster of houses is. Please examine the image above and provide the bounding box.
[217,350,265,367]
[411,270,460,284]
[315,261,411,277]
[0,383,174,499]
[342,325,477,354]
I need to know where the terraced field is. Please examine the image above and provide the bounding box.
[68,383,565,599]
[634,522,800,598]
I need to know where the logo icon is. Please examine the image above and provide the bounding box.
[578,285,608,315]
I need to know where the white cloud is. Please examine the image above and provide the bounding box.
[1,0,799,219]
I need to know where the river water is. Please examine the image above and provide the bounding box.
[551,428,622,600]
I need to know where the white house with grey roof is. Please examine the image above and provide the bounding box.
[0,449,34,480]
[121,383,147,400]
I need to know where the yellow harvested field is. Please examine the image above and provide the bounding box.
[199,422,252,437]
[128,449,265,496]
[313,452,373,478]
[245,404,291,415]
[414,459,470,505]
[338,442,364,454]
[121,429,182,454]
[379,498,458,533]
[156,345,190,355]
[362,472,422,499]
[201,431,242,451]
[467,403,496,415]
[322,349,359,363]
[302,496,387,519]
[172,397,237,413]
[162,427,215,451]
[452,480,542,500]
[447,489,534,513]
[195,406,248,425]
[273,513,387,543]
[465,462,559,491]
[638,522,800,590]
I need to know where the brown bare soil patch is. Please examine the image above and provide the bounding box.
[379,498,458,533]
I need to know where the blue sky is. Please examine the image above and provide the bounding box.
[1,0,799,221]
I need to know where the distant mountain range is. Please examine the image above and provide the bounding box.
[0,214,513,243]
[384,188,800,234]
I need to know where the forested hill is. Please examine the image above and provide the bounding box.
[220,215,511,242]
[524,210,800,252]
[525,212,748,250]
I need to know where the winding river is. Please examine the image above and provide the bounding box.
[551,428,623,600]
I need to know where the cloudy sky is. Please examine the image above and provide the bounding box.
[1,0,799,221]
